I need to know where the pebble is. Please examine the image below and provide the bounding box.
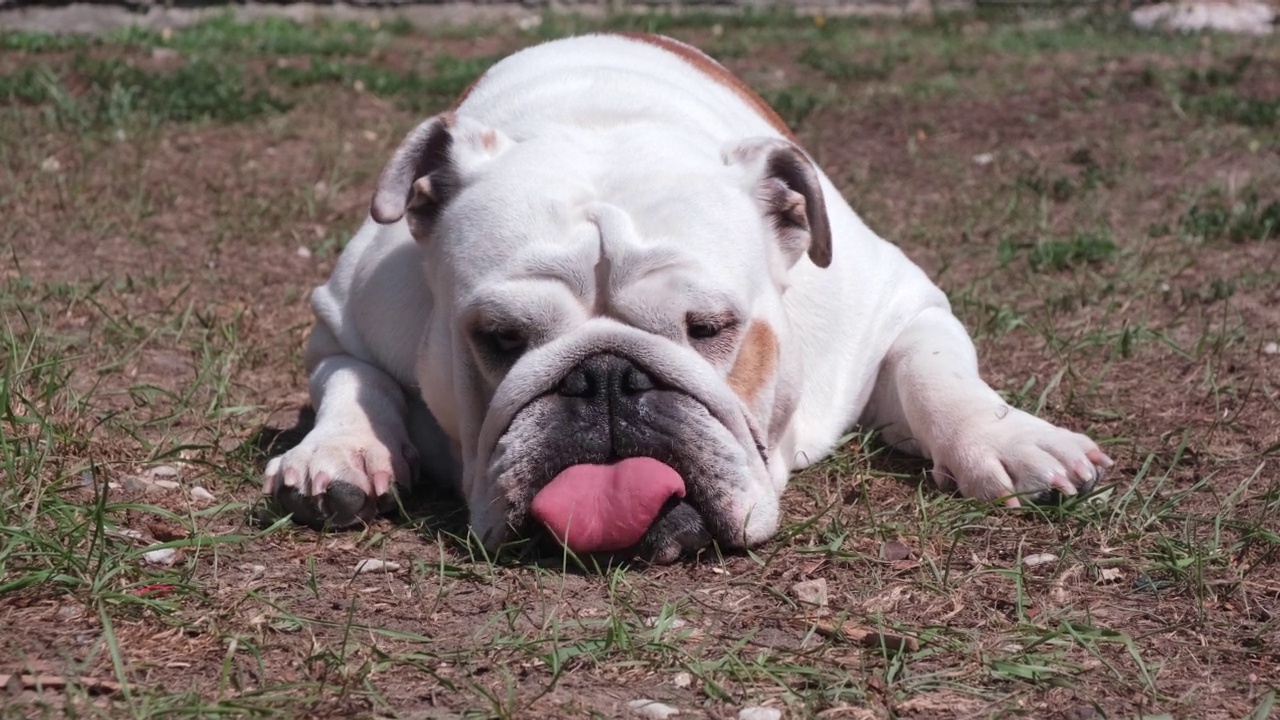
[672,672,692,688]
[883,540,914,561]
[972,152,995,166]
[296,245,313,259]
[147,465,179,479]
[739,708,783,720]
[40,157,62,173]
[1263,342,1278,356]
[190,486,216,503]
[57,604,84,621]
[122,475,153,493]
[790,579,828,608]
[142,547,177,566]
[628,699,679,719]
[1022,553,1057,567]
[1098,567,1124,583]
[354,559,400,574]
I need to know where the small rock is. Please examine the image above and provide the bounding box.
[1064,703,1097,720]
[56,604,84,621]
[40,157,62,173]
[121,475,153,493]
[739,707,783,720]
[628,699,679,719]
[1022,553,1057,567]
[883,540,914,561]
[791,578,828,608]
[1131,1,1274,35]
[147,465,179,480]
[972,152,995,166]
[142,547,178,566]
[190,486,216,504]
[354,559,401,574]
[672,672,692,688]
[296,245,313,259]
[1098,567,1123,583]
[1263,342,1278,356]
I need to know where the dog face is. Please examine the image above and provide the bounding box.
[370,114,831,562]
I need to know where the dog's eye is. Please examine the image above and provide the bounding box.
[687,322,722,340]
[477,327,528,360]
[686,314,738,343]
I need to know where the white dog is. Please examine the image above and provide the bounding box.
[263,33,1112,562]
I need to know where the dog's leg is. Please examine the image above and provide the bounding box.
[262,324,418,527]
[864,307,1112,505]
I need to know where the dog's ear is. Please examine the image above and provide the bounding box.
[370,114,512,234]
[724,137,832,269]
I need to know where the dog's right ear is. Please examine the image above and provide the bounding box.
[370,114,511,233]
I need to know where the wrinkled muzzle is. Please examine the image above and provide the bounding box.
[466,319,777,563]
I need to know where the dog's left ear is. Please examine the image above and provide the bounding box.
[370,113,512,235]
[724,138,833,269]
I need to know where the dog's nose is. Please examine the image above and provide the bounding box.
[556,353,655,399]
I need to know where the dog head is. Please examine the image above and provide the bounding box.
[370,112,831,563]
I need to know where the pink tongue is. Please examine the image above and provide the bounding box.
[530,457,685,554]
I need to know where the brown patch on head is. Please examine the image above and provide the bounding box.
[450,70,487,112]
[727,321,779,406]
[613,32,799,143]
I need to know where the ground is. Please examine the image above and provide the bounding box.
[0,7,1278,719]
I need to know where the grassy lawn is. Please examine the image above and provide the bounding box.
[1,7,1278,718]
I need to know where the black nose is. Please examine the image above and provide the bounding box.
[556,353,656,399]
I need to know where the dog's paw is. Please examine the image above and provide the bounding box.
[930,406,1113,506]
[263,429,418,528]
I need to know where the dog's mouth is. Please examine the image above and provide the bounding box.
[519,456,716,563]
[490,388,756,563]
[523,494,713,565]
[478,338,775,564]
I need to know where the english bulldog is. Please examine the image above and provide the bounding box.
[263,33,1113,562]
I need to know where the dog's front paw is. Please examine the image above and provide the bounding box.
[263,429,418,528]
[931,406,1113,506]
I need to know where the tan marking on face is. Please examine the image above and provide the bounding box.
[614,32,799,143]
[727,321,779,406]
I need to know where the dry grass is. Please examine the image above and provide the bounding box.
[1,8,1277,719]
